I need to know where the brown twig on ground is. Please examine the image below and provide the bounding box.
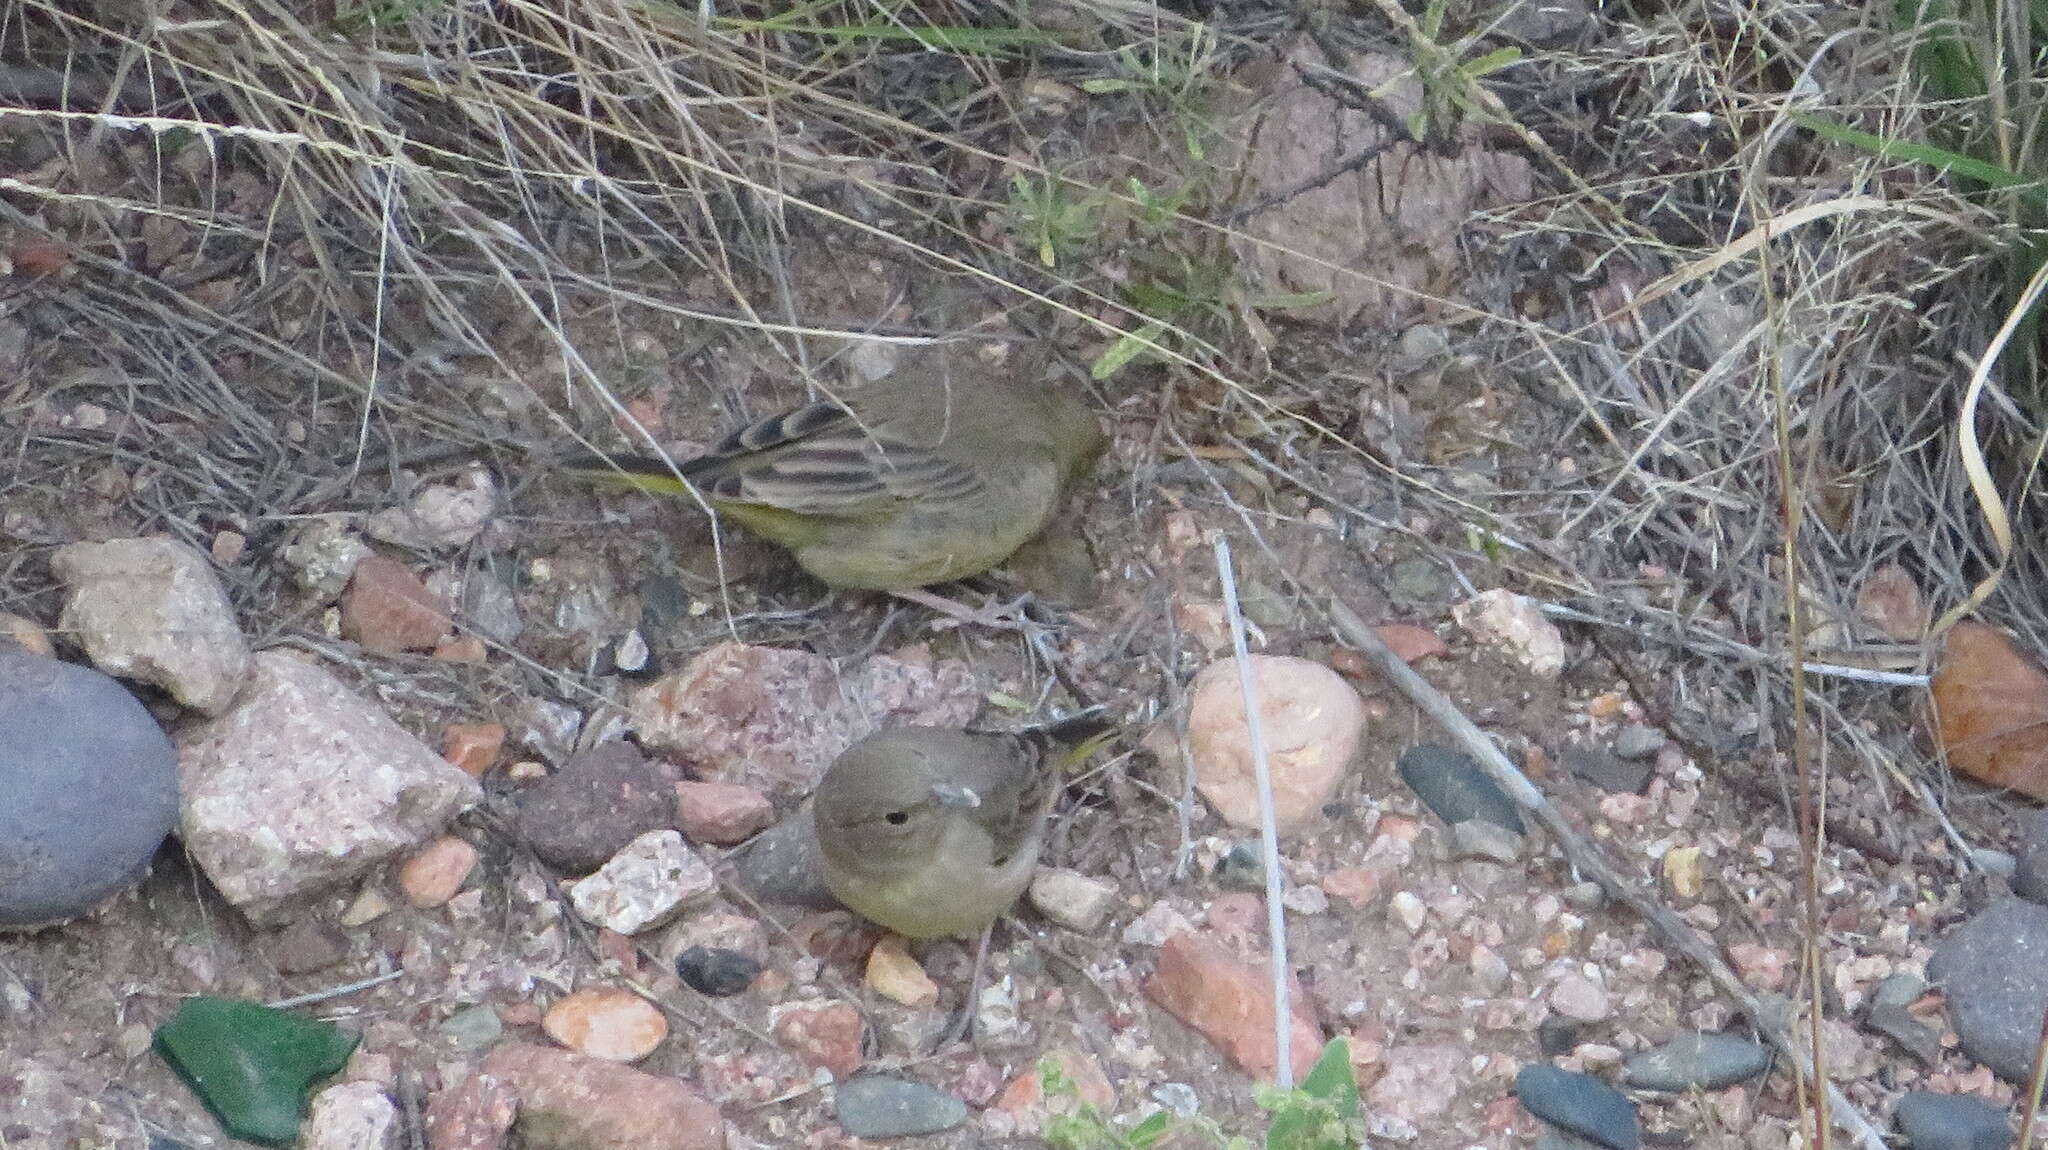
[1328,597,1888,1150]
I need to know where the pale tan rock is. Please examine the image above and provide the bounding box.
[1663,845,1703,900]
[339,885,395,927]
[865,935,939,1007]
[568,830,716,935]
[1028,868,1117,933]
[398,835,478,908]
[0,613,53,657]
[51,535,250,714]
[1453,589,1565,678]
[1182,655,1364,833]
[543,987,668,1062]
[303,1081,400,1150]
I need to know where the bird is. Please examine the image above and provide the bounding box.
[809,714,1115,1041]
[563,347,1105,623]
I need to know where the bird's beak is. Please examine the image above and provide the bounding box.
[930,783,982,809]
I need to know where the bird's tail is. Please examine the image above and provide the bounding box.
[1030,709,1118,767]
[559,451,703,497]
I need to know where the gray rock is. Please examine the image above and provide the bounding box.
[1494,0,1594,46]
[51,535,250,715]
[1928,895,2048,1082]
[1562,747,1651,795]
[728,806,841,910]
[1873,972,1927,1010]
[835,1075,966,1138]
[2011,808,2048,905]
[1865,1002,1941,1065]
[1514,1065,1638,1150]
[514,741,675,874]
[1398,745,1523,833]
[176,651,480,924]
[1386,557,1457,605]
[1623,1033,1769,1091]
[1894,1092,2012,1150]
[1450,818,1524,864]
[1611,725,1666,760]
[0,649,178,927]
[437,1004,503,1051]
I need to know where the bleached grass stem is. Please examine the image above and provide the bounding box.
[1212,534,1294,1089]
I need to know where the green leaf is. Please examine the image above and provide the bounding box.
[1245,289,1336,311]
[1460,46,1522,77]
[1127,1109,1173,1147]
[1091,321,1168,379]
[1792,110,2045,201]
[1298,1037,1360,1108]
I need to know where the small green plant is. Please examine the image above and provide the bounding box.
[1039,1038,1364,1150]
[1008,172,1103,270]
[1080,25,1225,161]
[1388,0,1522,143]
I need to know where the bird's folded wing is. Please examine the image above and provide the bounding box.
[970,735,1060,867]
[696,400,985,516]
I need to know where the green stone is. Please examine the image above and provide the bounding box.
[153,995,359,1146]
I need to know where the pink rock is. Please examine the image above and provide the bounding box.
[1548,973,1610,1022]
[341,555,452,654]
[1182,655,1366,834]
[175,651,481,923]
[1728,943,1788,990]
[673,780,775,845]
[425,1072,517,1150]
[543,987,669,1062]
[1365,1043,1464,1124]
[1375,624,1449,663]
[1145,930,1321,1082]
[481,1042,725,1149]
[771,1000,864,1080]
[631,642,978,799]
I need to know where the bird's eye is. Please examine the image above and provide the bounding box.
[884,811,909,826]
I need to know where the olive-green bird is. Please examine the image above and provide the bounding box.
[810,714,1115,941]
[564,350,1105,615]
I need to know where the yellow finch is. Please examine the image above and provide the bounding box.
[809,715,1114,941]
[565,350,1105,599]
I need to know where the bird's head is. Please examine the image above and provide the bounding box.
[811,731,981,870]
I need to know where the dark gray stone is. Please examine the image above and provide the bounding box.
[1398,745,1523,833]
[2011,808,2048,905]
[1895,1091,2012,1150]
[1928,895,2048,1082]
[1562,747,1652,795]
[1537,1014,1584,1056]
[513,741,675,874]
[1514,1065,1639,1150]
[1865,1002,1941,1065]
[0,649,178,927]
[675,946,762,997]
[835,1075,967,1138]
[728,807,841,910]
[1611,725,1666,761]
[1215,841,1263,889]
[1623,1033,1769,1091]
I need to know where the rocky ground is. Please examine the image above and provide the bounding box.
[5,5,2048,1149]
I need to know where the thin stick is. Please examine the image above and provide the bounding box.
[265,968,405,1010]
[1215,535,1295,1089]
[1327,598,1887,1150]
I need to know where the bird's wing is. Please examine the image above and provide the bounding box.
[955,733,1061,867]
[690,400,985,517]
